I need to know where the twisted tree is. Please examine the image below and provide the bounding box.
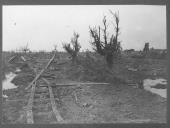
[89,11,122,68]
[63,32,81,63]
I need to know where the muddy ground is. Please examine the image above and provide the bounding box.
[2,52,167,124]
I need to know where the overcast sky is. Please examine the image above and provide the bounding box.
[3,5,166,52]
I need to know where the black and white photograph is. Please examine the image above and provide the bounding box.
[2,5,167,124]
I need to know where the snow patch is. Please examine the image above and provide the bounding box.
[143,78,167,98]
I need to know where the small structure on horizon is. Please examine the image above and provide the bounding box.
[143,42,150,53]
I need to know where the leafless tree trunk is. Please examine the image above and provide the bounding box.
[20,43,31,54]
[89,11,122,68]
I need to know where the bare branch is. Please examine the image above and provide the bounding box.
[89,10,122,68]
[102,16,108,45]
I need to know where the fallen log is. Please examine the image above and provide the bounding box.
[119,119,151,123]
[25,52,56,90]
[6,98,60,102]
[40,82,110,87]
[21,56,26,62]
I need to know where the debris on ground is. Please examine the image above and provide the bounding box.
[2,52,167,123]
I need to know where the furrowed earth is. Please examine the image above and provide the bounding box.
[2,51,167,124]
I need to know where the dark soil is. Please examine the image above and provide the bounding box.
[2,52,167,124]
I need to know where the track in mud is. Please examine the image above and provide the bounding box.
[24,52,66,124]
[3,52,166,124]
[14,52,109,124]
[27,80,62,124]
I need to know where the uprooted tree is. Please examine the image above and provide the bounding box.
[63,32,81,63]
[89,11,122,68]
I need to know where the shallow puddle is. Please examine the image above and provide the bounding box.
[3,72,18,90]
[3,94,8,98]
[143,78,167,98]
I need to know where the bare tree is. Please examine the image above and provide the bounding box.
[63,32,81,63]
[53,44,57,51]
[20,43,31,53]
[89,11,122,68]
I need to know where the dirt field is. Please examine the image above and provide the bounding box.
[2,51,167,124]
